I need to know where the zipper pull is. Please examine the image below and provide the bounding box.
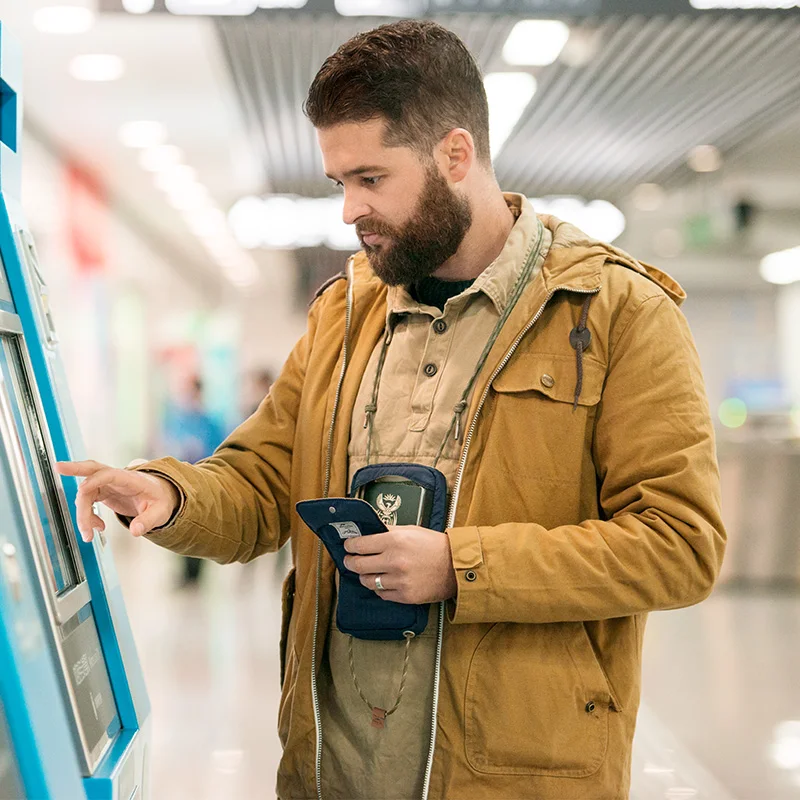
[363,403,377,429]
[453,400,468,441]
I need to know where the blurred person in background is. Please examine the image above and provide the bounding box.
[58,20,726,800]
[161,375,224,588]
[245,366,275,418]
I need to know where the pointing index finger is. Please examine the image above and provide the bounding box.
[56,460,106,478]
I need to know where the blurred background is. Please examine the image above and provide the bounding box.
[0,0,799,797]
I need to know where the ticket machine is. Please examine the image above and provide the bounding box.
[0,22,150,799]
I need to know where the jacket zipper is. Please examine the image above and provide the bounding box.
[313,257,355,800]
[420,283,600,800]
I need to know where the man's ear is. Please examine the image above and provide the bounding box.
[437,128,474,183]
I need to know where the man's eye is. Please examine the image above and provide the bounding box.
[362,176,381,187]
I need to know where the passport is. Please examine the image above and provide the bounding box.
[357,475,433,528]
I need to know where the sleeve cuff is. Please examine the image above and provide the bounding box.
[446,526,485,624]
[114,463,189,546]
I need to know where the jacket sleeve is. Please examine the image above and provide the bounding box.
[447,293,727,624]
[129,299,324,565]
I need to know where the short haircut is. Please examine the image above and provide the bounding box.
[304,20,491,165]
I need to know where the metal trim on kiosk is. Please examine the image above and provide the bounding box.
[0,310,119,773]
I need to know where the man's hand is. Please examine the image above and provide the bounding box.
[342,525,457,604]
[56,460,181,542]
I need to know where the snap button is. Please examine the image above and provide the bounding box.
[433,319,448,334]
[465,570,477,582]
[424,363,438,377]
[540,373,555,388]
[585,701,596,714]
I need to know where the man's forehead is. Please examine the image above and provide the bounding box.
[317,119,404,176]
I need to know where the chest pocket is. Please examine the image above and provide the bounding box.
[491,351,605,406]
[486,353,606,506]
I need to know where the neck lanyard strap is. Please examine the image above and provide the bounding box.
[365,216,545,469]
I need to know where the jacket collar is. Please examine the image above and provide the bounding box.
[341,213,687,411]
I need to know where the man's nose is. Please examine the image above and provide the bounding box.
[342,191,370,226]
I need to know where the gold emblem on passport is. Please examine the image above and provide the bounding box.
[375,493,402,526]
[358,475,433,528]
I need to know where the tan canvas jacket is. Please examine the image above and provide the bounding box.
[137,215,726,800]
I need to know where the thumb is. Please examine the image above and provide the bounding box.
[129,504,169,537]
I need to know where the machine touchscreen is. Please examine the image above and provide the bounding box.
[0,333,78,594]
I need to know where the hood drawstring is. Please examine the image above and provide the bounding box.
[570,295,593,411]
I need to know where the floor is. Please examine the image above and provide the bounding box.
[112,530,800,800]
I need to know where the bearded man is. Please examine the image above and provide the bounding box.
[59,19,726,800]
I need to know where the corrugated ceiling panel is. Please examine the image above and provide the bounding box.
[217,13,800,200]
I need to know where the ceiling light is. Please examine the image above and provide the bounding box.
[688,145,722,173]
[122,0,156,11]
[631,183,666,212]
[33,5,95,34]
[119,120,167,148]
[70,54,125,82]
[771,722,800,771]
[485,73,537,160]
[228,195,361,251]
[154,165,198,193]
[530,197,625,243]
[261,197,303,249]
[691,0,799,7]
[165,184,211,212]
[225,268,259,289]
[228,197,267,249]
[653,229,683,259]
[139,144,183,172]
[165,0,259,14]
[320,197,360,251]
[760,246,800,285]
[503,20,571,67]
[259,0,308,7]
[184,207,228,237]
[334,0,425,15]
[559,28,601,68]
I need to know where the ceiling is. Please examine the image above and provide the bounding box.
[217,11,800,201]
[1,2,799,303]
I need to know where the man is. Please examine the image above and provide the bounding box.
[58,20,726,800]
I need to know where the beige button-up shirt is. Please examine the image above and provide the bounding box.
[319,194,553,799]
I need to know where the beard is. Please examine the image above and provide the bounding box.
[356,166,472,286]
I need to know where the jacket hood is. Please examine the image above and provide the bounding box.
[538,214,687,307]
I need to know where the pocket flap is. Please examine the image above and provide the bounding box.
[492,353,605,406]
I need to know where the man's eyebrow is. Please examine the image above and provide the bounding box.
[325,165,385,181]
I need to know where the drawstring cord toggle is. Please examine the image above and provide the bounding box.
[569,295,593,411]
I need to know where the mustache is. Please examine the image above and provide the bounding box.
[355,219,396,238]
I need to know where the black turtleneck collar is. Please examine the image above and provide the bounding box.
[408,275,476,312]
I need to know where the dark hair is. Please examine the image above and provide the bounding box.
[304,20,491,165]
